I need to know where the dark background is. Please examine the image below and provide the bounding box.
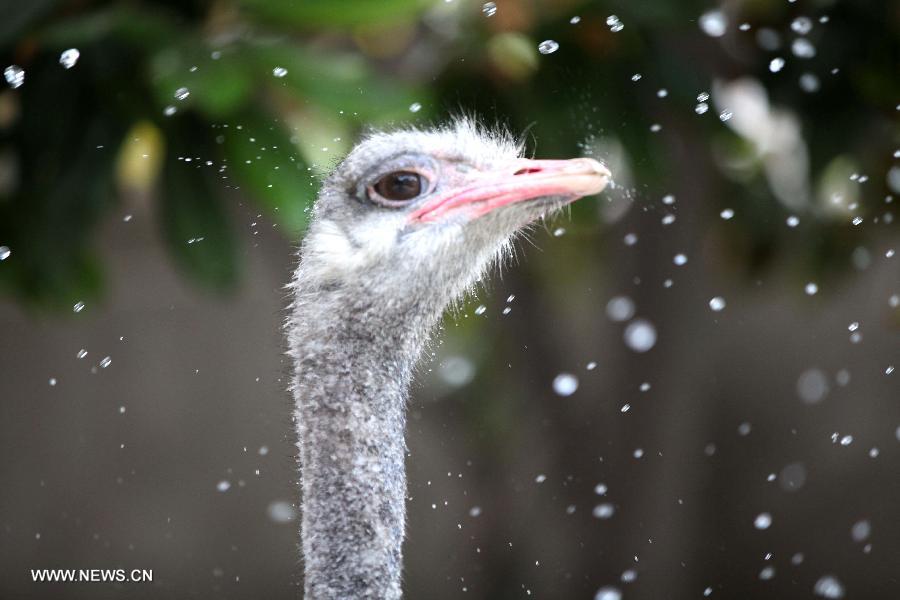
[1,0,898,598]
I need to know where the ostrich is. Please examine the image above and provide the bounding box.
[287,119,611,599]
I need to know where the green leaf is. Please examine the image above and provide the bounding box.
[149,42,255,119]
[0,54,125,309]
[37,5,182,49]
[236,0,432,29]
[160,144,238,292]
[244,42,425,120]
[220,113,316,235]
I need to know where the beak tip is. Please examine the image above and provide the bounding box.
[576,158,612,195]
[583,157,612,178]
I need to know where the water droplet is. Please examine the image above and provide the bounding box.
[839,434,853,446]
[649,123,662,132]
[630,73,642,82]
[272,66,288,78]
[216,480,231,492]
[474,305,487,315]
[0,246,10,260]
[73,301,85,313]
[469,505,482,517]
[709,296,726,311]
[697,92,710,102]
[538,40,559,54]
[552,373,579,396]
[440,356,475,387]
[553,227,566,237]
[850,519,871,542]
[661,194,675,205]
[59,48,80,69]
[409,102,422,113]
[624,319,657,352]
[569,16,581,25]
[791,17,813,35]
[4,65,24,88]
[174,87,190,101]
[661,214,675,225]
[592,503,615,519]
[163,105,177,116]
[813,575,844,599]
[786,215,800,227]
[720,208,734,219]
[606,296,635,322]
[719,109,733,122]
[633,448,644,458]
[699,10,728,37]
[695,102,709,114]
[673,253,688,266]
[594,586,622,600]
[99,356,112,369]
[267,500,296,523]
[805,282,818,295]
[535,473,547,483]
[779,462,807,491]
[759,566,776,580]
[621,569,636,583]
[48,378,57,386]
[769,57,786,73]
[756,28,781,51]
[606,15,624,32]
[594,483,608,495]
[792,38,816,58]
[797,368,829,404]
[754,512,772,530]
[482,2,497,17]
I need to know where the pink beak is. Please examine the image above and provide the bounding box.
[409,157,611,223]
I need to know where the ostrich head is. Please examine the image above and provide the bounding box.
[298,119,611,312]
[290,119,611,599]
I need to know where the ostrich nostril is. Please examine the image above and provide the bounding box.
[513,167,542,176]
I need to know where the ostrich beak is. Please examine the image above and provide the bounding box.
[409,157,611,223]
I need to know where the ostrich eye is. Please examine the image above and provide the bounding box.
[369,171,425,205]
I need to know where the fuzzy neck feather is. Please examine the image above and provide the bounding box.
[288,269,444,599]
[288,181,520,598]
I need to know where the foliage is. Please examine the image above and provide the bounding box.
[0,0,897,309]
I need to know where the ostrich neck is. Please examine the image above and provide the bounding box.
[290,279,439,600]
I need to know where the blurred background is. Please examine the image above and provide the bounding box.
[1,0,899,598]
